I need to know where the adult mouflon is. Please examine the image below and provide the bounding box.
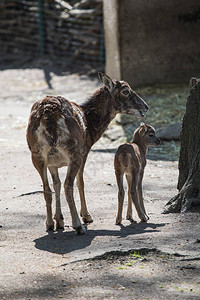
[27,73,149,234]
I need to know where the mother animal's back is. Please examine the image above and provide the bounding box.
[27,96,86,167]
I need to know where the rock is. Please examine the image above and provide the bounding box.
[157,123,181,141]
[103,125,125,142]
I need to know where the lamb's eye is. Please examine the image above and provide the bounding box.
[149,133,154,137]
[122,89,129,95]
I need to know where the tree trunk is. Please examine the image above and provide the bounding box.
[164,78,200,213]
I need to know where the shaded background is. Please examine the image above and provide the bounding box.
[1,0,200,85]
[0,0,200,160]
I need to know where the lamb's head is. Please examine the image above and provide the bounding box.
[137,123,161,147]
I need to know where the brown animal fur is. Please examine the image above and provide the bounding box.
[27,73,148,235]
[114,123,160,225]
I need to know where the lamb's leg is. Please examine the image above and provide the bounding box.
[137,172,149,220]
[126,175,134,222]
[64,161,85,235]
[126,174,148,222]
[76,155,93,224]
[32,155,54,230]
[49,166,64,230]
[115,171,125,225]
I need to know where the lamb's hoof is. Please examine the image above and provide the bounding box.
[54,214,64,230]
[46,222,54,231]
[75,224,86,235]
[56,219,64,231]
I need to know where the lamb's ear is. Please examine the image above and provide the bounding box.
[139,123,147,135]
[98,72,114,92]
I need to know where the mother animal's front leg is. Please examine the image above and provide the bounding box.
[64,161,86,235]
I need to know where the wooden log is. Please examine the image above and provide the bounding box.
[54,0,72,10]
[0,0,104,68]
[74,0,102,9]
[15,36,39,45]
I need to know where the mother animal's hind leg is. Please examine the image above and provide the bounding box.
[64,161,85,235]
[48,166,64,230]
[32,155,54,230]
[76,156,93,224]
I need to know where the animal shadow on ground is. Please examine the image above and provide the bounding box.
[34,222,166,255]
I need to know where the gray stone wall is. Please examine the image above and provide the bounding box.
[104,0,200,86]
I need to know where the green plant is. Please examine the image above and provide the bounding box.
[130,251,144,260]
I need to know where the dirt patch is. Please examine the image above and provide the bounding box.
[0,68,200,299]
[1,250,200,299]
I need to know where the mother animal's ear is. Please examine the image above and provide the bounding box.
[98,72,114,92]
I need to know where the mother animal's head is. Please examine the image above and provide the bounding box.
[98,72,149,117]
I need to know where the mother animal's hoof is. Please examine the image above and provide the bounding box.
[115,217,122,225]
[81,214,93,224]
[126,216,137,223]
[75,224,86,235]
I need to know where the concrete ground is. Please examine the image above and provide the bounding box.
[0,69,200,299]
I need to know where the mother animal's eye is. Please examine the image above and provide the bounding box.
[122,89,129,95]
[149,133,154,137]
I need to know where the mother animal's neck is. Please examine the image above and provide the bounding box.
[81,87,117,145]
